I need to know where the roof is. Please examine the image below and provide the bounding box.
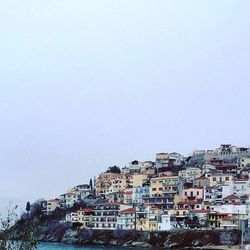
[229,202,242,205]
[190,209,210,213]
[93,202,124,206]
[224,194,239,200]
[125,191,133,194]
[48,199,60,202]
[194,176,209,180]
[178,200,201,205]
[119,208,135,214]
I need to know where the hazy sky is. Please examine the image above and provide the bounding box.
[0,1,250,210]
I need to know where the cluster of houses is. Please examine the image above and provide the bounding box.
[42,144,250,231]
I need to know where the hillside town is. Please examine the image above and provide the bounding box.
[41,144,250,232]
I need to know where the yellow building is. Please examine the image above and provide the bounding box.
[150,175,179,196]
[208,174,233,187]
[133,174,148,188]
[136,205,160,231]
[77,208,94,228]
[96,172,119,196]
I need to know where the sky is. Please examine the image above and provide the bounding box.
[0,1,250,212]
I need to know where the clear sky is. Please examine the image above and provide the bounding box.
[0,1,249,211]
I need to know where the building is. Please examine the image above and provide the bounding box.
[193,176,210,187]
[77,208,94,228]
[181,187,204,202]
[66,212,78,223]
[60,192,80,208]
[150,175,180,196]
[95,172,120,196]
[46,199,60,215]
[92,202,132,230]
[158,210,174,231]
[117,208,135,230]
[136,205,160,231]
[179,167,201,182]
[238,157,250,168]
[207,173,233,187]
[132,186,150,204]
[132,174,148,188]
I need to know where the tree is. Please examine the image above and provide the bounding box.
[26,202,31,213]
[89,178,93,190]
[106,165,121,174]
[0,205,38,250]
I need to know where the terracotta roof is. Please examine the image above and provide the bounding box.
[190,209,210,213]
[241,194,248,198]
[125,191,133,194]
[229,202,242,205]
[224,194,239,200]
[119,208,135,214]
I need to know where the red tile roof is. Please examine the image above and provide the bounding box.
[224,194,239,200]
[119,208,135,214]
[190,209,210,213]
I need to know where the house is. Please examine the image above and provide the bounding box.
[92,202,132,230]
[178,167,201,182]
[117,208,135,230]
[95,172,120,196]
[181,187,204,202]
[46,199,60,215]
[77,208,94,228]
[124,190,133,204]
[66,212,78,223]
[73,184,92,199]
[193,176,210,187]
[142,191,175,209]
[207,173,233,187]
[158,210,174,231]
[128,160,141,174]
[132,174,148,188]
[136,205,160,231]
[207,212,230,228]
[132,186,150,204]
[150,175,180,196]
[107,191,124,203]
[60,192,80,208]
[188,210,209,227]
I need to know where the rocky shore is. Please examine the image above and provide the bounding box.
[36,223,241,249]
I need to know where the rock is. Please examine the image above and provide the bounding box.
[130,241,153,248]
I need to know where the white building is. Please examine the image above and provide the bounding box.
[211,204,247,218]
[132,186,150,204]
[60,192,80,208]
[179,167,201,182]
[158,210,173,231]
[66,212,78,223]
[46,199,61,215]
[232,179,250,196]
[117,208,135,230]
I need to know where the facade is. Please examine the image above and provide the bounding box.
[193,176,210,187]
[77,208,93,228]
[60,192,80,208]
[132,186,150,204]
[150,175,180,196]
[46,199,60,215]
[208,174,233,187]
[92,202,132,230]
[117,208,135,230]
[43,144,250,232]
[179,167,201,182]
